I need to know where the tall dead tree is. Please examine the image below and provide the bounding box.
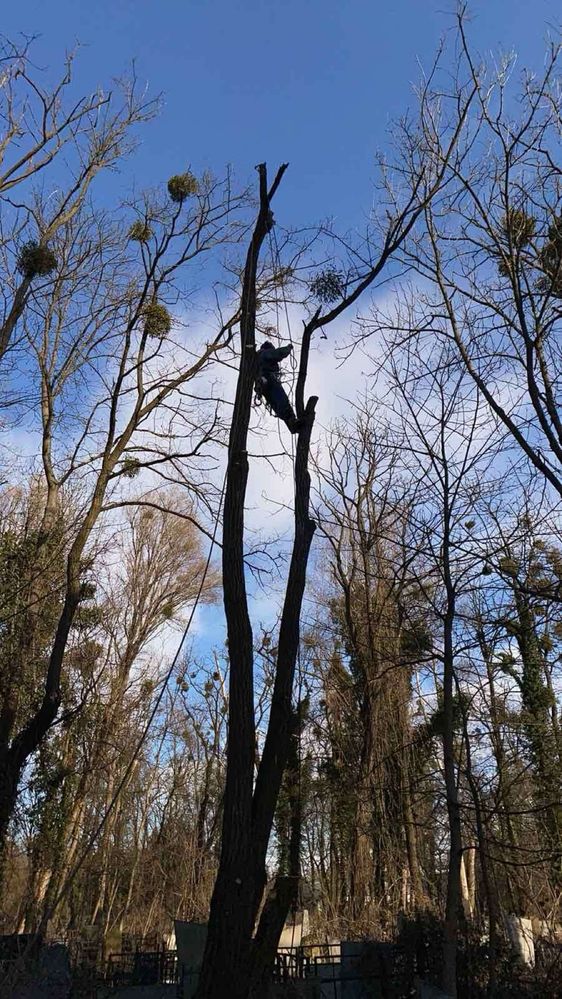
[195,162,307,999]
[197,121,466,995]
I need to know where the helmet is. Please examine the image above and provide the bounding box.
[261,341,274,350]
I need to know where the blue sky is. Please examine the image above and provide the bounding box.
[5,0,560,231]
[5,0,560,666]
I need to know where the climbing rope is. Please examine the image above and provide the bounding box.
[271,224,298,397]
[42,468,228,925]
[269,222,307,932]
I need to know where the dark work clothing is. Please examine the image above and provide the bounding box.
[263,377,295,424]
[257,342,292,380]
[256,342,297,429]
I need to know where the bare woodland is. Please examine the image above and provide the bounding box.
[0,15,561,999]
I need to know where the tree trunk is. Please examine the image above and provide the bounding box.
[0,277,31,360]
[442,527,461,998]
[195,163,288,999]
[248,876,295,997]
[196,163,318,999]
[250,702,304,993]
[402,765,425,910]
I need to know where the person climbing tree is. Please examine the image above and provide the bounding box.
[256,340,303,433]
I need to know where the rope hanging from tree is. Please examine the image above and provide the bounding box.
[267,220,307,928]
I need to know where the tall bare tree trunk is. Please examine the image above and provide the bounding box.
[442,517,462,999]
[195,163,289,999]
[402,765,425,909]
[196,163,319,998]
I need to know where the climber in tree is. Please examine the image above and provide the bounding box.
[255,341,303,434]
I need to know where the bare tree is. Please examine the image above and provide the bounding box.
[0,37,157,364]
[9,488,220,936]
[381,12,562,499]
[378,327,504,996]
[0,167,246,877]
[314,415,430,928]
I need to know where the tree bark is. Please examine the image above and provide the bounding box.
[250,701,304,994]
[197,162,319,998]
[248,876,295,997]
[195,163,288,999]
[442,567,462,998]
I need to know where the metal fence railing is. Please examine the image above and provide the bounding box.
[273,941,411,998]
[105,948,179,987]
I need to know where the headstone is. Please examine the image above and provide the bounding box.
[104,927,122,959]
[279,910,310,949]
[8,943,71,999]
[340,940,396,998]
[314,962,342,998]
[506,914,535,967]
[268,982,321,998]
[174,921,208,999]
[416,983,449,999]
[163,929,176,951]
